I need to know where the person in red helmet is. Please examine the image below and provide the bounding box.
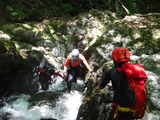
[63,49,94,92]
[97,48,147,120]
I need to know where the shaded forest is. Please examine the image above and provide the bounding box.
[0,0,160,23]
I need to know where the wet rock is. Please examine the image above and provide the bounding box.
[28,91,62,108]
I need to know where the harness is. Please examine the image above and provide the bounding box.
[113,104,136,119]
[69,53,80,63]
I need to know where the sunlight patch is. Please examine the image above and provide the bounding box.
[0,34,10,39]
[152,29,160,39]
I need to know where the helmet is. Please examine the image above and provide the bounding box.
[71,49,79,58]
[111,48,130,63]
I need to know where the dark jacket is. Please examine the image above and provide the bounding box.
[99,62,126,104]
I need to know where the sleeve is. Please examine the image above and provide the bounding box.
[99,70,112,89]
[63,56,71,72]
[53,72,64,78]
[80,54,92,72]
[64,56,71,67]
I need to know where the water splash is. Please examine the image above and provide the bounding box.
[54,91,82,120]
[0,78,83,120]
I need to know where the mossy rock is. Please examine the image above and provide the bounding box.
[0,39,7,54]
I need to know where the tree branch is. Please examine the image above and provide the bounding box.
[115,0,130,15]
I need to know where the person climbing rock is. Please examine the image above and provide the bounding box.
[63,49,95,92]
[97,48,147,120]
[34,63,64,91]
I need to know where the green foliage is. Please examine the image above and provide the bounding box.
[62,4,73,13]
[6,4,27,21]
[121,0,140,14]
[80,0,139,16]
[1,0,159,22]
[0,39,7,53]
[4,39,15,51]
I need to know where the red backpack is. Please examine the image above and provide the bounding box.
[116,63,147,119]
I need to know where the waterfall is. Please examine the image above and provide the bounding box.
[0,76,84,120]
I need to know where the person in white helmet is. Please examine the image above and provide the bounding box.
[63,49,94,92]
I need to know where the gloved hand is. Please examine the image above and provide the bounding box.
[90,71,96,77]
[63,72,67,77]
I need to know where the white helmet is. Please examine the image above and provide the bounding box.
[71,49,79,58]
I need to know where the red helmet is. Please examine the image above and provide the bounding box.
[111,48,130,63]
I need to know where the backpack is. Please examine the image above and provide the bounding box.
[116,63,147,119]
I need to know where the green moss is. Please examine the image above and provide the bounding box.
[142,58,160,74]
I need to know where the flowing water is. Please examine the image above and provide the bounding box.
[0,76,84,120]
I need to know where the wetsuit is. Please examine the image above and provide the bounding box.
[64,54,92,91]
[100,68,121,104]
[99,62,135,120]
